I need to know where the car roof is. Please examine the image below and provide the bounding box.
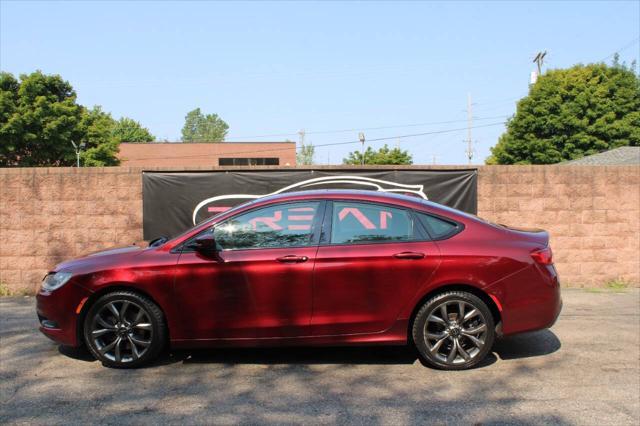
[253,189,421,203]
[252,189,484,223]
[253,189,456,213]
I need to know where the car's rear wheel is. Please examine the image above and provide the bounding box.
[412,291,495,370]
[83,291,166,368]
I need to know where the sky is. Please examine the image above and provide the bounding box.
[1,1,639,165]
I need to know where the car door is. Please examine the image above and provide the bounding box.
[173,200,324,340]
[310,200,441,336]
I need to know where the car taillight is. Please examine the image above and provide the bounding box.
[531,247,553,265]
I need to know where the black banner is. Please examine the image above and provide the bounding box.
[142,169,477,240]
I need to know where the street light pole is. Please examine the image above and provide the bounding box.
[70,141,86,167]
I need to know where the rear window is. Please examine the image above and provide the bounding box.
[415,212,460,240]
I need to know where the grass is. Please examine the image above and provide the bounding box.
[585,277,633,293]
[0,282,12,296]
[0,282,33,297]
[605,278,631,291]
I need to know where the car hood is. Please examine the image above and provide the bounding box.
[53,245,146,274]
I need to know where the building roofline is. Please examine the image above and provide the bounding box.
[119,141,296,145]
[562,146,640,165]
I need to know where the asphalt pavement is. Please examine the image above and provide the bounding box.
[1,289,639,425]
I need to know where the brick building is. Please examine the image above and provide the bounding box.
[118,142,297,167]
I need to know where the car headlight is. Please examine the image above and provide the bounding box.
[42,272,73,292]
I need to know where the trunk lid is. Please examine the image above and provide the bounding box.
[498,224,549,247]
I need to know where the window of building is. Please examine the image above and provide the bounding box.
[218,158,279,166]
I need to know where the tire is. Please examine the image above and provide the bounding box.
[83,291,167,368]
[412,291,495,370]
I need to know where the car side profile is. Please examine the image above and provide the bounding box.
[36,190,562,370]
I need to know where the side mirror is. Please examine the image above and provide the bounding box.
[187,234,221,260]
[148,236,168,248]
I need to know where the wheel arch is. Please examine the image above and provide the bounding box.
[76,283,169,347]
[407,283,502,344]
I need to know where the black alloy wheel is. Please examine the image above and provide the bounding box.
[412,291,495,370]
[83,291,166,368]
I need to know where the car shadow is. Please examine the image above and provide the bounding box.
[58,329,561,368]
[493,329,561,360]
[58,344,95,361]
[166,345,420,366]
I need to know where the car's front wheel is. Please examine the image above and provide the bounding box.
[83,291,166,368]
[412,291,495,370]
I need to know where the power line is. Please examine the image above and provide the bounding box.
[306,115,507,135]
[129,121,507,162]
[225,115,509,140]
[473,102,519,114]
[600,37,640,62]
[474,96,524,106]
[350,121,505,144]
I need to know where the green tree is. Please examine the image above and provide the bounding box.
[181,108,229,142]
[0,71,156,167]
[297,143,315,165]
[487,61,640,164]
[343,144,413,165]
[112,117,154,143]
[81,112,156,165]
[80,106,120,166]
[0,71,84,166]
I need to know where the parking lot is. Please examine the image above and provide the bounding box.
[1,288,638,425]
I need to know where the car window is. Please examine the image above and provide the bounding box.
[330,201,414,244]
[415,212,460,240]
[212,202,321,250]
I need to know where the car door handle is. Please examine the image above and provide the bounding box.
[393,252,425,260]
[276,255,309,263]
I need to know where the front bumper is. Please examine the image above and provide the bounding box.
[36,281,92,347]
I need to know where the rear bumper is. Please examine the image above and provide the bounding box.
[36,281,92,347]
[486,263,562,336]
[548,297,563,328]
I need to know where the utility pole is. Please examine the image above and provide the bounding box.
[431,154,440,165]
[70,140,85,167]
[297,129,306,165]
[464,93,474,164]
[531,51,547,85]
[533,51,547,75]
[358,132,365,165]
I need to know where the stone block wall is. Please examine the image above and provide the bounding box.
[1,165,638,294]
[477,165,639,286]
[0,168,143,293]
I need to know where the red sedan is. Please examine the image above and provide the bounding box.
[36,190,561,370]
